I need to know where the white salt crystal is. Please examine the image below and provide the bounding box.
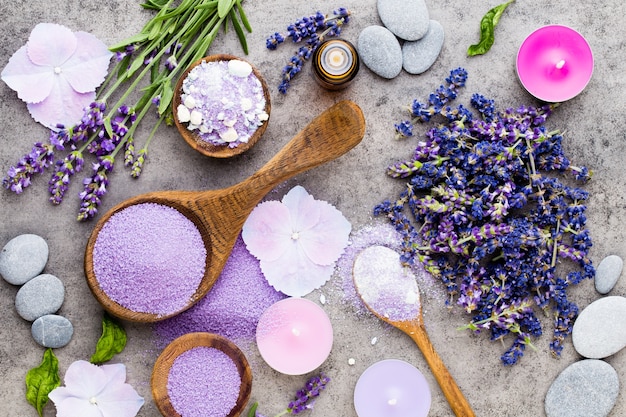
[177,104,191,123]
[228,59,253,77]
[320,294,326,304]
[220,127,239,142]
[348,358,356,366]
[371,337,378,345]
[183,95,196,109]
[189,110,203,126]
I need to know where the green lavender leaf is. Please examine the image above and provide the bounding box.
[247,402,259,417]
[467,0,515,56]
[25,349,60,417]
[158,80,174,116]
[236,0,252,32]
[229,9,249,55]
[90,313,127,365]
[218,0,235,18]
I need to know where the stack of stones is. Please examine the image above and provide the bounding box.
[0,234,73,348]
[544,254,624,417]
[357,0,444,79]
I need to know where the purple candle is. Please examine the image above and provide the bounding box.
[354,359,431,417]
[516,25,593,102]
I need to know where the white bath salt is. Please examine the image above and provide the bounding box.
[352,245,420,322]
[320,294,327,305]
[371,337,378,345]
[228,59,253,77]
[178,59,267,148]
[348,358,356,366]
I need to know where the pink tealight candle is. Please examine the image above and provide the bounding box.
[354,359,431,417]
[256,297,333,375]
[516,25,593,102]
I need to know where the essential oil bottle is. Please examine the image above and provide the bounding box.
[312,39,360,90]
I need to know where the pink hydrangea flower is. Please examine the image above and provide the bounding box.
[48,360,144,417]
[1,23,112,129]
[242,185,351,297]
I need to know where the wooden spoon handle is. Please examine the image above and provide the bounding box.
[409,326,476,417]
[235,100,365,201]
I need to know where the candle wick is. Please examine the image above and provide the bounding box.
[292,328,300,336]
[388,398,397,406]
[555,59,566,69]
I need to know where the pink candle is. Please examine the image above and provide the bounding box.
[256,297,333,375]
[516,25,593,102]
[354,359,431,417]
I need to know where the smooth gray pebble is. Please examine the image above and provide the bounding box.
[402,20,445,75]
[572,296,626,358]
[0,234,48,285]
[594,255,623,294]
[377,0,430,41]
[15,274,65,321]
[31,315,73,348]
[357,25,402,79]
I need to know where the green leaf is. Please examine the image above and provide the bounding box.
[229,9,248,54]
[158,80,174,116]
[25,349,60,417]
[467,0,514,56]
[109,33,149,52]
[247,402,259,417]
[236,0,252,33]
[103,117,114,139]
[90,313,127,365]
[218,0,235,18]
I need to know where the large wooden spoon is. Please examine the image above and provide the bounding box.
[353,245,475,417]
[84,100,365,322]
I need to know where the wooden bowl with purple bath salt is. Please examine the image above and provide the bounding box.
[84,100,366,322]
[152,332,252,417]
[172,54,271,158]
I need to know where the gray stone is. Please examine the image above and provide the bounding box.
[545,359,619,417]
[0,234,48,285]
[15,274,64,321]
[572,296,626,358]
[31,314,73,348]
[357,26,402,79]
[377,0,429,41]
[595,255,623,294]
[402,20,445,75]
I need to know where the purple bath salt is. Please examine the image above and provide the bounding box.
[352,245,421,322]
[177,59,269,148]
[167,346,241,417]
[92,203,207,317]
[154,234,286,346]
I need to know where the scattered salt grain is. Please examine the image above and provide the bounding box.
[167,347,241,417]
[353,245,420,321]
[154,235,286,347]
[348,358,356,366]
[179,59,268,148]
[92,203,207,317]
[320,293,327,304]
[371,337,378,345]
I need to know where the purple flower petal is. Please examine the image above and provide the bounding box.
[242,201,293,262]
[1,45,54,103]
[282,185,321,232]
[299,200,351,265]
[27,78,95,129]
[27,23,77,67]
[54,396,104,417]
[62,31,112,94]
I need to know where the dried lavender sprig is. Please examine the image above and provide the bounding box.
[249,373,330,417]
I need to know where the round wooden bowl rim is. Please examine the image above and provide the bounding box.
[84,198,215,323]
[172,54,271,158]
[151,332,252,417]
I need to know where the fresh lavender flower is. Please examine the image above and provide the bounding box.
[48,150,85,205]
[2,142,55,193]
[375,68,593,365]
[249,373,330,417]
[77,155,114,221]
[268,8,351,94]
[131,149,147,178]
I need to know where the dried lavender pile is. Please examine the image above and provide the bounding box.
[375,68,594,365]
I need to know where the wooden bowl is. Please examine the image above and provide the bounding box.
[152,332,252,417]
[172,54,271,158]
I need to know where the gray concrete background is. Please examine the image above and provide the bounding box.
[1,1,625,416]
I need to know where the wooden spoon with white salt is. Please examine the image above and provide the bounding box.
[353,245,475,417]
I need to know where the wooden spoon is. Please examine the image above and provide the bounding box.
[84,100,365,322]
[352,246,475,417]
[151,332,252,417]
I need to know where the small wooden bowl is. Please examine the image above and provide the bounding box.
[152,332,252,417]
[172,54,271,158]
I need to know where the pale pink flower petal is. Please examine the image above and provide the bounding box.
[261,244,334,297]
[242,201,293,262]
[27,23,77,67]
[53,396,104,417]
[298,199,351,265]
[0,45,54,103]
[282,185,321,232]
[27,79,95,129]
[62,31,112,94]
[244,185,351,297]
[48,360,144,417]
